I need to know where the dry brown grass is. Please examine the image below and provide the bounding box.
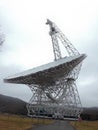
[71,120,98,130]
[0,114,53,130]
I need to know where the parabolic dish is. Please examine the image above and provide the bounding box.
[4,54,86,86]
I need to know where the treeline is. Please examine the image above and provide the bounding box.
[81,107,98,121]
[81,114,98,120]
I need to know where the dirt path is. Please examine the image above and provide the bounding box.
[32,120,75,130]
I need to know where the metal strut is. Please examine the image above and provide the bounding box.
[46,19,82,79]
[46,19,79,57]
[27,19,84,118]
[46,19,83,116]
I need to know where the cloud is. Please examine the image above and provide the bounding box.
[0,0,98,107]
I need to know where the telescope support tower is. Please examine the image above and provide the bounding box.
[27,20,83,118]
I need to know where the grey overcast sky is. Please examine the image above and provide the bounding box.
[0,0,98,107]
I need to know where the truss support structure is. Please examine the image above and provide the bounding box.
[26,19,85,118]
[27,77,82,118]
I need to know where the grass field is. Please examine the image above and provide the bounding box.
[0,114,53,130]
[71,120,98,130]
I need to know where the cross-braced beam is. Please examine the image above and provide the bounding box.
[26,20,85,118]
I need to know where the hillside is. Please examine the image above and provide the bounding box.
[0,94,27,115]
[83,107,98,115]
[81,107,98,120]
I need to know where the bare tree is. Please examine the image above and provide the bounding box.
[0,32,4,48]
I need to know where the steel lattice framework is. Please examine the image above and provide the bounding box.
[4,20,86,119]
[27,20,84,118]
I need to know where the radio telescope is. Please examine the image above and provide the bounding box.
[4,19,86,118]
